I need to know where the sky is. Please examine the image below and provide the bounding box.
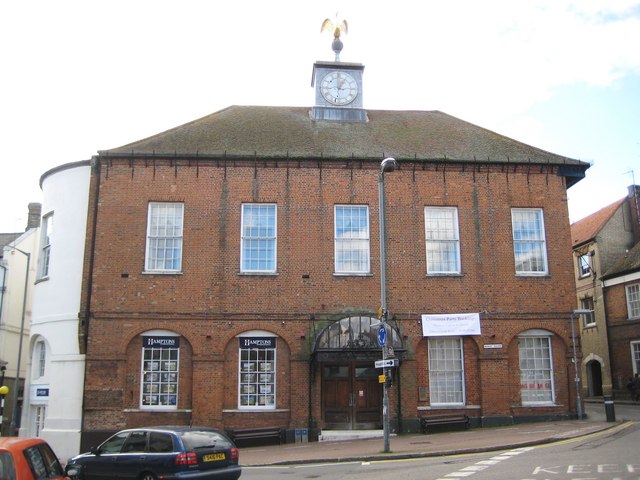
[1,0,639,232]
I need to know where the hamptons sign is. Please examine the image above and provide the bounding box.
[421,313,481,336]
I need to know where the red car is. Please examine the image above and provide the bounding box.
[0,437,71,480]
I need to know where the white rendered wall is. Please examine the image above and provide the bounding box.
[20,162,90,462]
[1,228,37,435]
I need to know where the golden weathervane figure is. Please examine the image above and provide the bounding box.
[321,15,348,62]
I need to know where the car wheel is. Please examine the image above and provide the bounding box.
[139,472,158,480]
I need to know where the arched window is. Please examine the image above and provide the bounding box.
[32,340,46,379]
[140,330,180,410]
[518,329,555,405]
[237,331,277,409]
[315,316,402,350]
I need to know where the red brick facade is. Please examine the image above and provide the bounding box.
[78,152,582,448]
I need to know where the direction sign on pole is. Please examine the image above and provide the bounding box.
[375,359,399,368]
[377,325,387,347]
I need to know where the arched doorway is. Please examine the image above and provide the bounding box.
[313,315,403,430]
[586,360,603,397]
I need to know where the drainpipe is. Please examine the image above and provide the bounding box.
[78,155,101,449]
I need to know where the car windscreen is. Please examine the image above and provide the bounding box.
[179,431,232,450]
[24,443,65,478]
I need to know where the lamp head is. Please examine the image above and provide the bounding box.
[381,157,397,173]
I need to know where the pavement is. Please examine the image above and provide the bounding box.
[239,401,638,467]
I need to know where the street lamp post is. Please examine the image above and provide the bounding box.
[8,246,31,436]
[378,157,397,453]
[571,309,591,420]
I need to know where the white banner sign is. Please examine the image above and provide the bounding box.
[421,313,481,336]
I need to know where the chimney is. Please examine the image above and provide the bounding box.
[26,203,42,231]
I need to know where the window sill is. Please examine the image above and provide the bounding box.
[141,271,183,275]
[333,272,373,277]
[426,273,463,277]
[516,402,558,408]
[124,408,191,413]
[515,273,550,278]
[238,272,279,276]
[417,405,480,411]
[222,408,290,413]
[35,276,50,285]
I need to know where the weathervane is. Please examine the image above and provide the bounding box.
[321,14,348,62]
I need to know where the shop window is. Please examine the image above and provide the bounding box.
[428,337,464,405]
[238,336,276,409]
[631,341,640,376]
[519,331,555,404]
[140,335,179,409]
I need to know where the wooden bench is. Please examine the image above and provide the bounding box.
[420,414,470,433]
[226,427,284,446]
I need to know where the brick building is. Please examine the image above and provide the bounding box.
[570,185,640,398]
[600,186,640,394]
[77,58,589,448]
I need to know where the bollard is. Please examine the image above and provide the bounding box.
[604,395,616,422]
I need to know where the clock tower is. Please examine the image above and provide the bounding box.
[311,61,367,122]
[311,17,367,122]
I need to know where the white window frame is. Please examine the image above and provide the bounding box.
[580,297,595,327]
[241,204,277,273]
[145,202,184,273]
[518,331,555,405]
[578,254,591,278]
[334,205,370,274]
[425,206,461,275]
[631,341,640,376]
[626,283,640,320]
[428,337,465,406]
[238,333,277,410]
[511,208,548,276]
[39,213,53,279]
[140,335,179,410]
[32,405,46,438]
[34,340,46,378]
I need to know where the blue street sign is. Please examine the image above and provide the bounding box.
[377,325,387,347]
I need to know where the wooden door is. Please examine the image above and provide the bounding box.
[322,363,382,429]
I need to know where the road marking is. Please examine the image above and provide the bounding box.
[435,447,534,480]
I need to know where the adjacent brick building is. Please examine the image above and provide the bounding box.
[571,185,640,398]
[77,59,589,449]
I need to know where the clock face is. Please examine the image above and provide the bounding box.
[320,71,358,106]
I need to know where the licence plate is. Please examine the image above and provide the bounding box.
[203,453,226,462]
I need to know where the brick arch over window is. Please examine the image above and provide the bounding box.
[414,335,481,408]
[121,329,193,428]
[506,328,570,409]
[222,330,292,430]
